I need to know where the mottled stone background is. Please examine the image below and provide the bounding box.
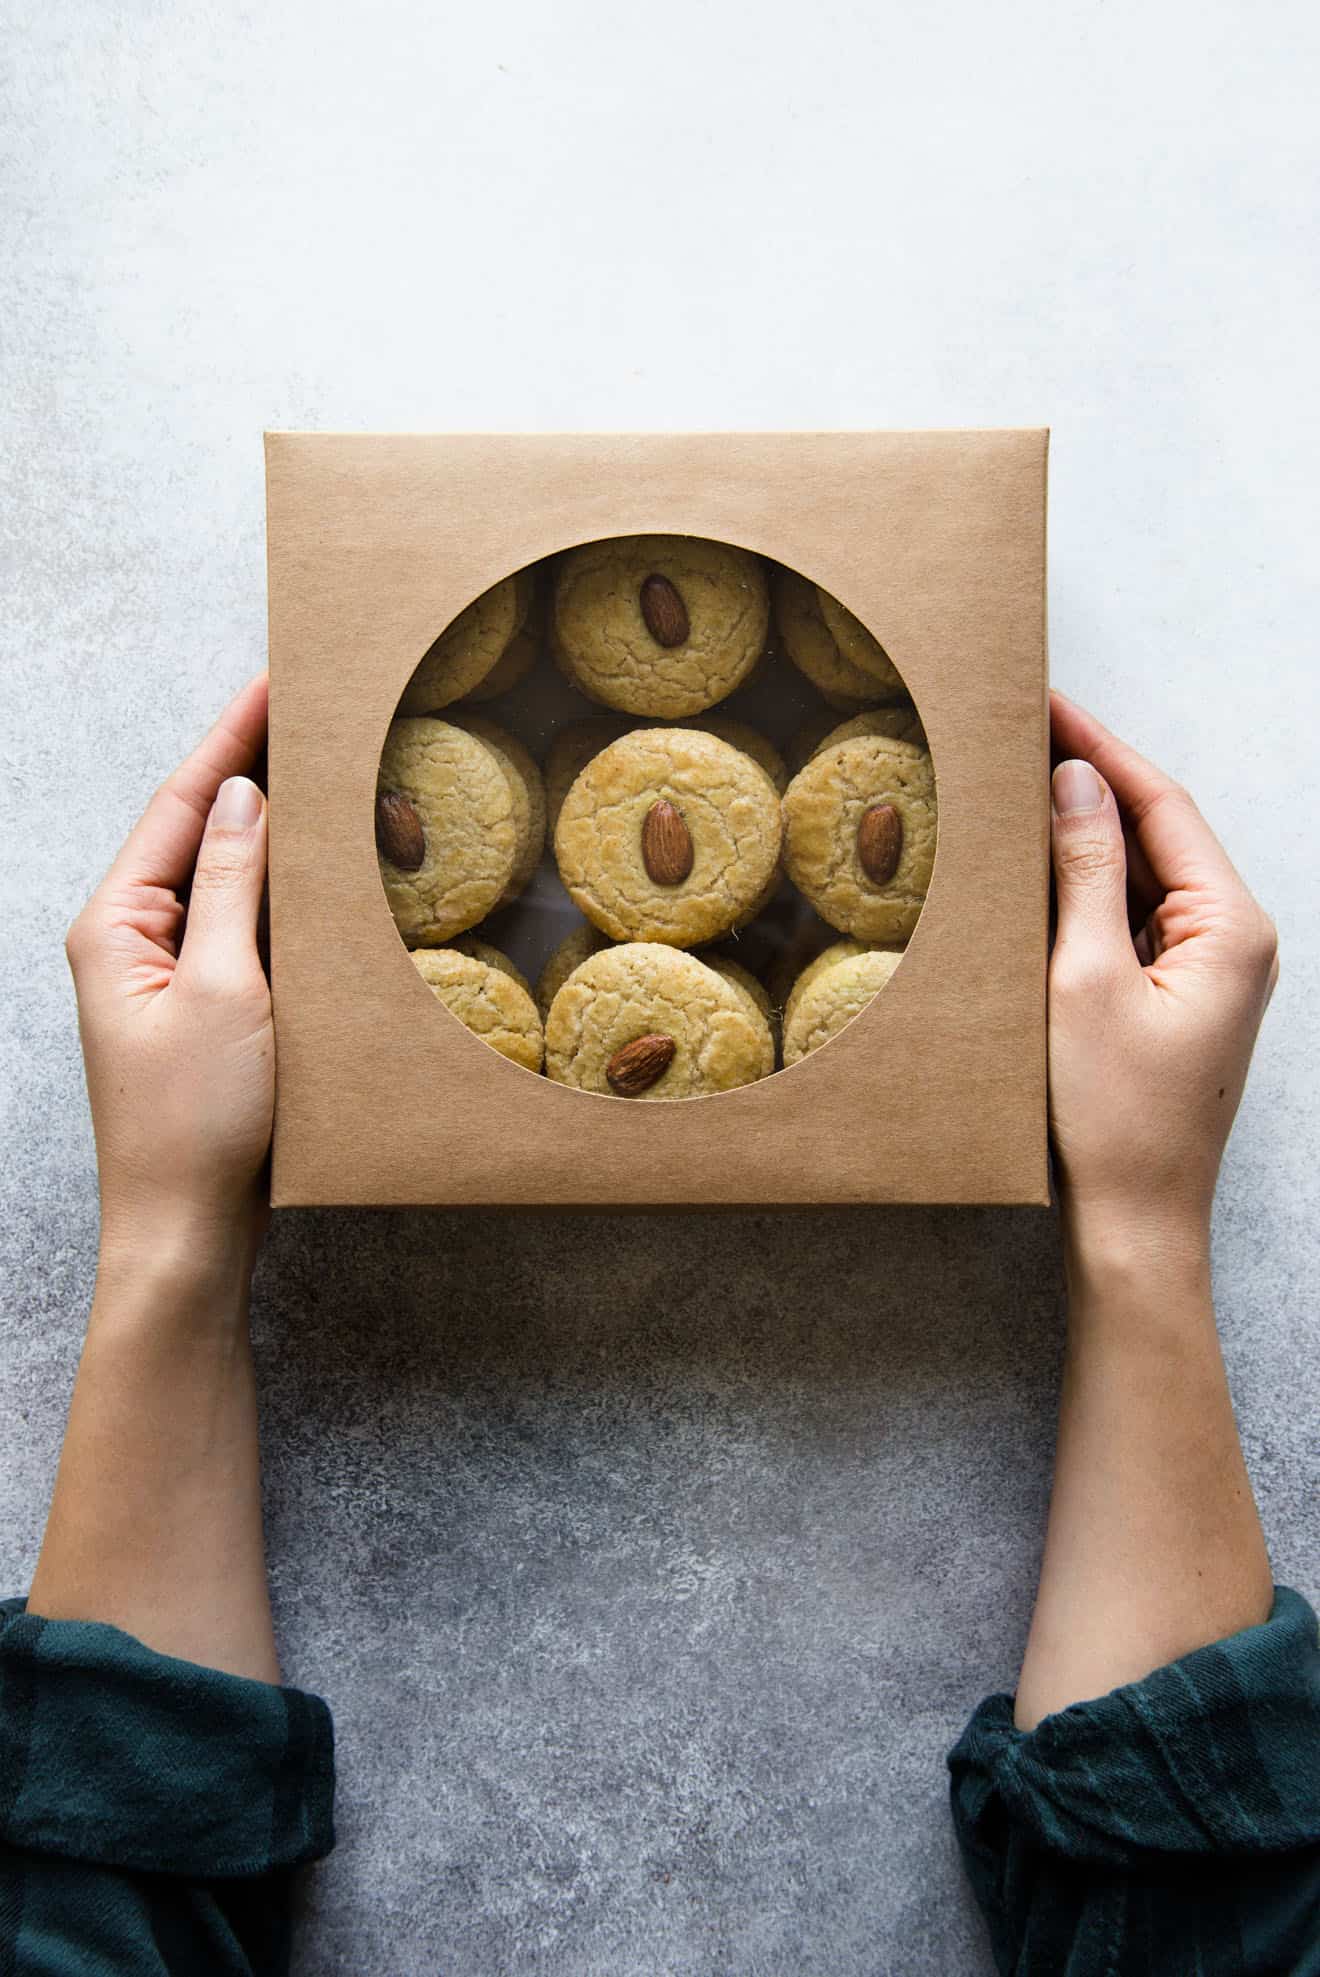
[2,3,1316,1970]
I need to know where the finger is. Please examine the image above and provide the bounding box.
[103,675,269,898]
[1049,691,1241,896]
[1050,759,1139,980]
[175,777,268,992]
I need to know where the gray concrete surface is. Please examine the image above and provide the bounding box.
[2,3,1317,1970]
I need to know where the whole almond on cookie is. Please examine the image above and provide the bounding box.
[857,803,902,885]
[639,573,690,647]
[641,799,695,885]
[606,1033,677,1095]
[376,789,426,870]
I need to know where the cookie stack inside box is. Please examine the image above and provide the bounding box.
[374,535,937,1099]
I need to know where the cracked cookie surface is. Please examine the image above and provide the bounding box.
[555,728,782,947]
[678,716,787,794]
[553,535,769,717]
[450,712,546,902]
[411,948,544,1070]
[447,935,534,1000]
[546,715,784,837]
[377,718,517,945]
[782,734,937,941]
[545,942,771,1097]
[398,570,531,714]
[783,938,902,1031]
[782,948,904,1065]
[700,956,776,1076]
[544,717,633,836]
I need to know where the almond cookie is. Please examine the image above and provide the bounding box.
[463,569,545,702]
[553,535,769,717]
[411,948,544,1071]
[815,590,904,693]
[535,920,611,1017]
[554,733,783,940]
[545,942,771,1098]
[678,717,788,794]
[812,704,926,755]
[447,935,534,1001]
[544,717,633,837]
[772,567,878,709]
[782,948,904,1066]
[782,735,936,942]
[555,728,782,947]
[398,571,533,715]
[449,713,546,902]
[376,718,518,946]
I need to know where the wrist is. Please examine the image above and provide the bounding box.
[1061,1196,1212,1310]
[96,1200,261,1319]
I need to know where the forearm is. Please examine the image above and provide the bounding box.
[27,1216,279,1684]
[1014,1211,1272,1730]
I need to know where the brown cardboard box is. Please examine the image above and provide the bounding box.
[265,430,1050,1208]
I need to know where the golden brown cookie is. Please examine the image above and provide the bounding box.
[815,590,904,693]
[543,717,633,837]
[411,948,544,1071]
[535,921,610,1017]
[811,704,926,755]
[449,713,546,902]
[553,536,769,717]
[555,728,782,947]
[463,568,545,702]
[678,716,788,794]
[782,736,936,942]
[782,948,903,1066]
[447,936,534,1001]
[398,571,532,715]
[772,567,878,708]
[376,719,518,946]
[545,943,771,1098]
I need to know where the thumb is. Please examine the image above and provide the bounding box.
[1050,759,1133,971]
[177,776,267,993]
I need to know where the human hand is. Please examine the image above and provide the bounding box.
[1047,692,1278,1266]
[65,676,273,1274]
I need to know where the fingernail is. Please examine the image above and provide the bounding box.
[212,776,263,830]
[1052,760,1104,817]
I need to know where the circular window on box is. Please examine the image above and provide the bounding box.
[374,536,936,1097]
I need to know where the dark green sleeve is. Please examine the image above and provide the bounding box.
[947,1586,1320,1975]
[0,1597,335,1975]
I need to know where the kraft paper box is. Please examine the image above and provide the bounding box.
[264,430,1050,1208]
